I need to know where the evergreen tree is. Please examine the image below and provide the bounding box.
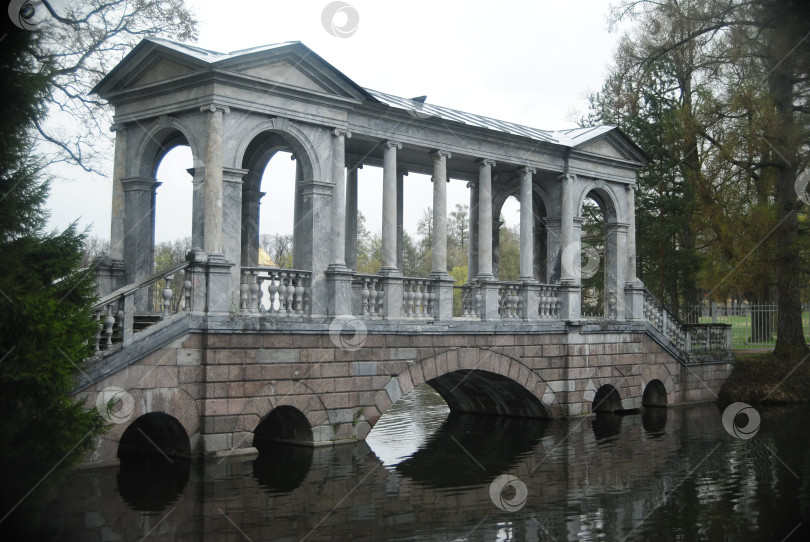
[0,16,105,531]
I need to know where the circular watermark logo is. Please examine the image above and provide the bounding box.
[321,1,359,38]
[7,0,47,30]
[721,402,760,440]
[329,315,367,351]
[96,386,135,425]
[795,169,810,206]
[489,474,528,512]
[561,242,601,280]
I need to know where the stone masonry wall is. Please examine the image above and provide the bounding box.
[76,328,732,463]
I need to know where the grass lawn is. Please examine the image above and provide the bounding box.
[699,312,810,350]
[719,351,810,403]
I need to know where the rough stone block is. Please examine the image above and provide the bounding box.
[177,348,201,365]
[258,349,299,363]
[353,361,377,376]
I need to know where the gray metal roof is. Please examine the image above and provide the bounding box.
[366,89,616,148]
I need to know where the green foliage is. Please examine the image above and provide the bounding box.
[0,18,105,520]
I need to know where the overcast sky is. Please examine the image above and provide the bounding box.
[45,0,622,245]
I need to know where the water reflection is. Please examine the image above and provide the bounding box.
[642,406,667,434]
[22,395,810,542]
[396,412,547,489]
[253,442,313,494]
[592,412,623,441]
[116,455,190,512]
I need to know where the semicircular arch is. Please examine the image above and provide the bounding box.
[233,118,321,182]
[133,117,202,179]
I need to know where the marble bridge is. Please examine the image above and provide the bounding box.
[76,38,733,463]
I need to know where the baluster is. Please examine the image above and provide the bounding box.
[248,272,259,312]
[94,309,102,353]
[404,281,413,316]
[366,280,376,316]
[162,275,173,317]
[103,303,116,347]
[255,275,266,311]
[294,274,305,315]
[361,279,370,316]
[240,273,251,311]
[413,282,423,316]
[267,273,279,313]
[375,280,385,315]
[426,284,434,316]
[462,287,469,317]
[302,276,311,315]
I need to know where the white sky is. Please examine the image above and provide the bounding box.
[45,0,621,244]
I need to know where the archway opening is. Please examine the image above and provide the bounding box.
[494,195,521,281]
[592,384,622,413]
[642,379,668,407]
[154,143,193,249]
[118,412,190,459]
[241,130,314,271]
[427,369,549,418]
[580,193,606,317]
[254,405,313,450]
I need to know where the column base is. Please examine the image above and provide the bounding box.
[522,280,540,320]
[327,267,355,317]
[558,280,581,321]
[430,273,455,321]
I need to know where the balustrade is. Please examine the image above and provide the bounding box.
[354,274,384,317]
[402,278,434,318]
[92,262,190,353]
[241,267,311,316]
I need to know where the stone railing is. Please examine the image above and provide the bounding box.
[498,282,523,319]
[353,274,385,318]
[240,267,311,316]
[460,283,479,318]
[91,261,190,353]
[538,284,561,319]
[402,277,434,318]
[684,323,732,352]
[643,289,732,362]
[643,289,687,351]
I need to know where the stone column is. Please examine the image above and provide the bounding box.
[221,167,246,298]
[467,181,479,281]
[476,159,496,281]
[625,184,638,283]
[624,184,645,320]
[476,159,499,320]
[519,167,536,281]
[240,187,264,267]
[328,129,353,316]
[431,150,454,320]
[201,104,229,256]
[544,217,561,283]
[431,151,451,275]
[345,164,361,271]
[380,140,401,275]
[292,157,304,269]
[604,222,628,319]
[330,129,350,268]
[109,124,126,261]
[121,176,160,310]
[190,166,206,250]
[396,169,406,272]
[558,173,580,321]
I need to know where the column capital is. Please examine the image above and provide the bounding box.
[477,158,496,168]
[110,123,126,133]
[384,140,402,150]
[559,172,577,183]
[432,149,452,159]
[333,128,352,138]
[200,104,231,115]
[625,183,638,191]
[121,176,160,192]
[348,162,363,172]
[519,166,536,175]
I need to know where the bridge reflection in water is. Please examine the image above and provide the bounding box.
[33,389,810,542]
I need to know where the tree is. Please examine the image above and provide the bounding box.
[259,234,293,269]
[601,0,809,358]
[448,204,469,270]
[15,0,197,176]
[0,17,105,531]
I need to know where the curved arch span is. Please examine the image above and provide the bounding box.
[118,411,191,459]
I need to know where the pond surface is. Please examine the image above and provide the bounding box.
[11,386,810,541]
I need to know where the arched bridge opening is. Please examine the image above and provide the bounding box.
[424,369,549,419]
[642,379,668,407]
[254,405,314,450]
[117,412,191,459]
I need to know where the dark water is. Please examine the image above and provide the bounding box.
[10,385,810,541]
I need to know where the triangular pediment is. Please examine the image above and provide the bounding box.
[572,129,649,165]
[127,55,199,88]
[93,38,375,103]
